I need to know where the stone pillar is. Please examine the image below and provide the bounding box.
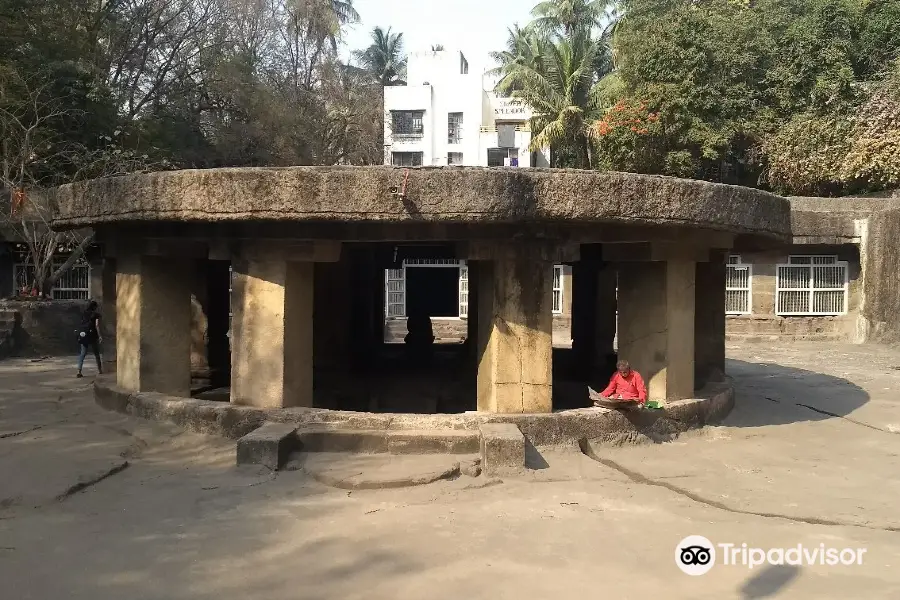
[596,265,618,360]
[100,257,117,353]
[230,257,313,409]
[230,241,339,409]
[313,259,352,372]
[465,260,479,362]
[116,254,191,396]
[571,259,597,372]
[572,259,617,379]
[695,251,726,387]
[617,260,696,401]
[206,260,232,388]
[475,245,555,414]
[190,261,210,380]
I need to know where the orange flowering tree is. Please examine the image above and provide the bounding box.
[591,98,664,172]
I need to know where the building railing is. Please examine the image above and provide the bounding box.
[479,125,531,133]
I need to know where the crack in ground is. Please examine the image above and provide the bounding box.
[0,425,44,439]
[795,403,896,434]
[578,439,900,533]
[55,461,130,502]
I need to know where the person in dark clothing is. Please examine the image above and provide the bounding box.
[404,308,435,367]
[76,300,103,378]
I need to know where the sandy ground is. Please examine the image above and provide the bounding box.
[2,342,900,599]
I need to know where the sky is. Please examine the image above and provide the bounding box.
[340,0,537,74]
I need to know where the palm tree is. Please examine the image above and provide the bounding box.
[489,24,547,95]
[530,0,611,37]
[501,31,606,169]
[353,26,407,86]
[308,0,361,51]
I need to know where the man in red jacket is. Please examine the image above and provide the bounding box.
[594,360,647,406]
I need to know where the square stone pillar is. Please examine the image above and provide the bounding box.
[474,245,556,414]
[695,251,726,386]
[617,259,696,401]
[313,259,352,372]
[571,256,617,378]
[116,254,191,396]
[230,258,313,409]
[190,260,210,380]
[465,260,479,363]
[230,241,339,409]
[100,257,117,357]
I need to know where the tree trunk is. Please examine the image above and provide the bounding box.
[44,232,96,294]
[585,136,594,170]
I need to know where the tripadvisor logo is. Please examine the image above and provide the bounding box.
[676,536,867,575]
[676,535,716,576]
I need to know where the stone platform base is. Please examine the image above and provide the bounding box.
[93,376,734,448]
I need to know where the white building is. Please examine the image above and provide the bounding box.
[381,50,561,341]
[383,49,551,168]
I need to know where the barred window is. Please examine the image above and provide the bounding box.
[552,265,564,314]
[392,152,423,167]
[448,112,463,144]
[14,256,90,300]
[776,256,847,316]
[725,255,752,315]
[391,110,424,137]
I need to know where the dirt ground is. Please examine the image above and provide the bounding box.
[2,342,900,599]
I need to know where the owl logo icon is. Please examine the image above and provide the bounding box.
[676,536,716,575]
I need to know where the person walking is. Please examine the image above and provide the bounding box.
[76,300,103,378]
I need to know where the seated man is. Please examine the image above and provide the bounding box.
[593,360,647,406]
[404,310,435,366]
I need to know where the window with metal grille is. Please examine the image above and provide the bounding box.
[14,257,90,299]
[391,110,424,137]
[385,268,406,317]
[459,264,469,318]
[552,265,564,314]
[776,256,848,316]
[448,112,463,144]
[391,152,423,167]
[448,152,463,165]
[725,255,752,315]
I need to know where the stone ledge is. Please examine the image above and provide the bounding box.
[51,167,791,244]
[93,376,735,448]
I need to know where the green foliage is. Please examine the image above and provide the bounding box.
[842,61,900,188]
[354,27,408,86]
[764,114,854,196]
[592,0,900,192]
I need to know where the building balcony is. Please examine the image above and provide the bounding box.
[479,125,531,133]
[392,132,425,140]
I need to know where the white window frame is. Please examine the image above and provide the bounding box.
[383,259,469,320]
[776,255,849,316]
[725,254,752,315]
[459,263,469,318]
[391,151,423,167]
[448,112,463,145]
[552,265,564,314]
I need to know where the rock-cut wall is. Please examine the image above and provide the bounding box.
[861,206,900,345]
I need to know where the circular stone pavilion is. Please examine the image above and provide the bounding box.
[50,167,790,442]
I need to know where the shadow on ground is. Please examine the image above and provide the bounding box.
[725,358,869,428]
